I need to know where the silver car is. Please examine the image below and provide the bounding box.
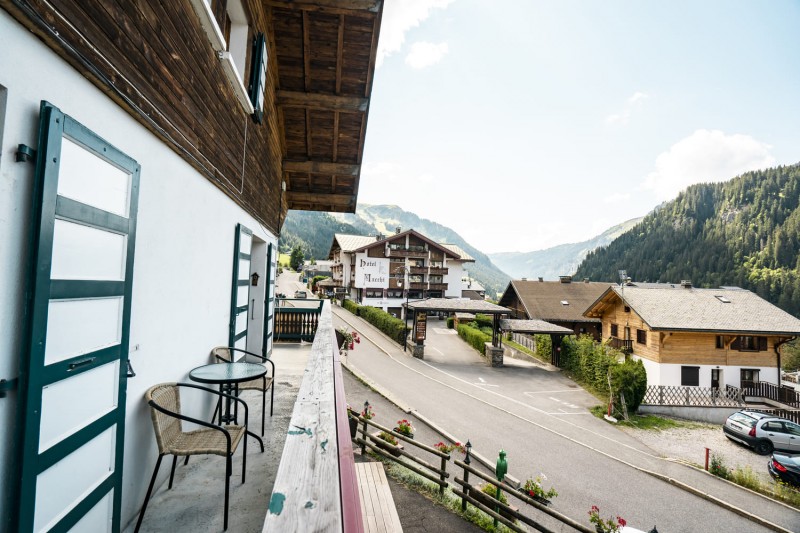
[723,410,800,455]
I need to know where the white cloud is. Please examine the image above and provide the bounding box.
[603,192,631,204]
[642,129,775,200]
[377,0,455,67]
[405,41,449,68]
[606,91,649,125]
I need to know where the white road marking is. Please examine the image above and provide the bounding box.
[478,377,485,383]
[475,383,500,387]
[429,347,444,355]
[433,328,457,335]
[523,390,576,395]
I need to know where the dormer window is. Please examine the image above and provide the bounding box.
[560,300,569,306]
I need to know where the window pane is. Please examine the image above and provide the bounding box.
[681,366,699,386]
[58,137,131,217]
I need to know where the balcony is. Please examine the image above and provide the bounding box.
[387,245,427,257]
[427,283,448,291]
[609,337,633,354]
[428,267,448,275]
[409,266,427,275]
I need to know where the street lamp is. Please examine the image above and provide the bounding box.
[394,265,410,352]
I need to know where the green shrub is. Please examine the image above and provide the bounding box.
[474,314,494,329]
[457,323,492,354]
[480,483,508,505]
[610,358,648,412]
[446,316,455,329]
[534,334,551,360]
[341,300,408,344]
[709,454,729,479]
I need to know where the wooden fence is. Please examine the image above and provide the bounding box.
[274,299,324,341]
[741,381,800,408]
[642,385,743,407]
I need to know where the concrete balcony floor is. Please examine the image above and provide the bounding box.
[125,342,311,533]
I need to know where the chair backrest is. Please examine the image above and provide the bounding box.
[145,383,183,454]
[211,346,233,363]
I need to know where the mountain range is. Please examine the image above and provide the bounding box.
[488,217,642,280]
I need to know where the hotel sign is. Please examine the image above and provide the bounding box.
[415,313,427,342]
[355,255,390,289]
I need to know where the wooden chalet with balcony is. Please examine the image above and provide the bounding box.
[497,277,611,340]
[583,281,800,390]
[327,229,475,318]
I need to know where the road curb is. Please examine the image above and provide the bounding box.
[335,308,794,532]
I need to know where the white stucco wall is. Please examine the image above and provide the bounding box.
[0,11,277,528]
[444,262,465,298]
[633,355,778,389]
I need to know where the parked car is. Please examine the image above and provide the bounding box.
[768,453,800,487]
[294,290,308,298]
[723,410,800,455]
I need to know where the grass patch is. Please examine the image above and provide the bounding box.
[371,453,514,532]
[588,406,707,430]
[706,454,800,509]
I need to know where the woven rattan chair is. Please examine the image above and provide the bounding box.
[134,382,249,532]
[211,346,275,436]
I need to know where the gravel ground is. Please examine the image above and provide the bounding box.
[619,420,775,485]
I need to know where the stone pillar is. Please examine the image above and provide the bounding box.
[412,343,425,359]
[485,342,504,367]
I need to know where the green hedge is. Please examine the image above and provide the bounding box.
[341,300,408,344]
[558,335,647,415]
[446,316,455,329]
[457,323,492,354]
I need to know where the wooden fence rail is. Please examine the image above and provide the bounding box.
[452,459,595,533]
[274,299,324,341]
[351,414,450,492]
[742,381,800,408]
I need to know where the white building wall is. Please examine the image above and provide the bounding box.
[633,355,778,389]
[444,262,465,298]
[0,12,277,528]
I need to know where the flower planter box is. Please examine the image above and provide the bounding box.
[518,488,551,506]
[393,428,413,440]
[369,431,404,457]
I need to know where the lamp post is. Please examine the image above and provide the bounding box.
[395,266,410,352]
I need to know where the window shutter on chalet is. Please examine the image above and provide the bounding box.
[731,336,741,350]
[759,336,768,351]
[248,32,267,124]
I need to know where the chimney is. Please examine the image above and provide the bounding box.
[559,275,572,283]
[521,277,527,281]
[375,233,384,241]
[538,277,543,282]
[680,280,692,288]
[395,226,401,234]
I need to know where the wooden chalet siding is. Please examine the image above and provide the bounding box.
[601,300,660,361]
[660,332,777,367]
[3,0,285,234]
[367,245,385,258]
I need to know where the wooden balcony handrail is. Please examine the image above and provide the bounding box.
[263,303,363,532]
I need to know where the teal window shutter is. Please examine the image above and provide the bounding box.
[248,33,267,124]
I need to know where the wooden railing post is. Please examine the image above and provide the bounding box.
[439,455,447,495]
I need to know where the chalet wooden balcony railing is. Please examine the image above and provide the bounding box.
[427,283,448,291]
[642,385,744,407]
[263,302,361,531]
[742,381,800,408]
[387,246,427,257]
[274,299,324,341]
[409,266,427,275]
[609,337,633,354]
[428,267,448,275]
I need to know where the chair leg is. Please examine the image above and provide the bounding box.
[211,397,221,424]
[184,456,190,466]
[261,388,266,437]
[224,456,231,531]
[134,454,164,533]
[168,455,178,489]
[242,426,248,484]
[270,382,274,417]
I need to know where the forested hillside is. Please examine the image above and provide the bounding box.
[575,164,800,316]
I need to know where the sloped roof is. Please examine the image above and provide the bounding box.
[585,285,800,335]
[406,298,509,314]
[499,280,612,323]
[331,233,378,253]
[500,319,573,334]
[442,244,475,262]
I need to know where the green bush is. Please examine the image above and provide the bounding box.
[474,314,494,329]
[534,334,552,360]
[341,300,408,344]
[610,358,648,412]
[480,483,508,505]
[457,323,491,354]
[446,316,454,329]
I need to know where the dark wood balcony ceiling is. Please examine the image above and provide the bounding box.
[266,0,383,213]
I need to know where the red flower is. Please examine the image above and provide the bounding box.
[617,517,626,527]
[591,505,599,513]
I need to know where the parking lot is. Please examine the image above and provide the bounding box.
[621,421,775,485]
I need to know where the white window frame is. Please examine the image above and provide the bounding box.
[190,0,255,114]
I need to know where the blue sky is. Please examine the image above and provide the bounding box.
[357,0,800,253]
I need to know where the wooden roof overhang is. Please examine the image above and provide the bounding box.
[405,299,510,315]
[499,319,574,335]
[583,286,621,320]
[266,0,383,215]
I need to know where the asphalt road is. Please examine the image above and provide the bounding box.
[333,306,800,533]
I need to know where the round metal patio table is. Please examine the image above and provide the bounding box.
[189,362,267,449]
